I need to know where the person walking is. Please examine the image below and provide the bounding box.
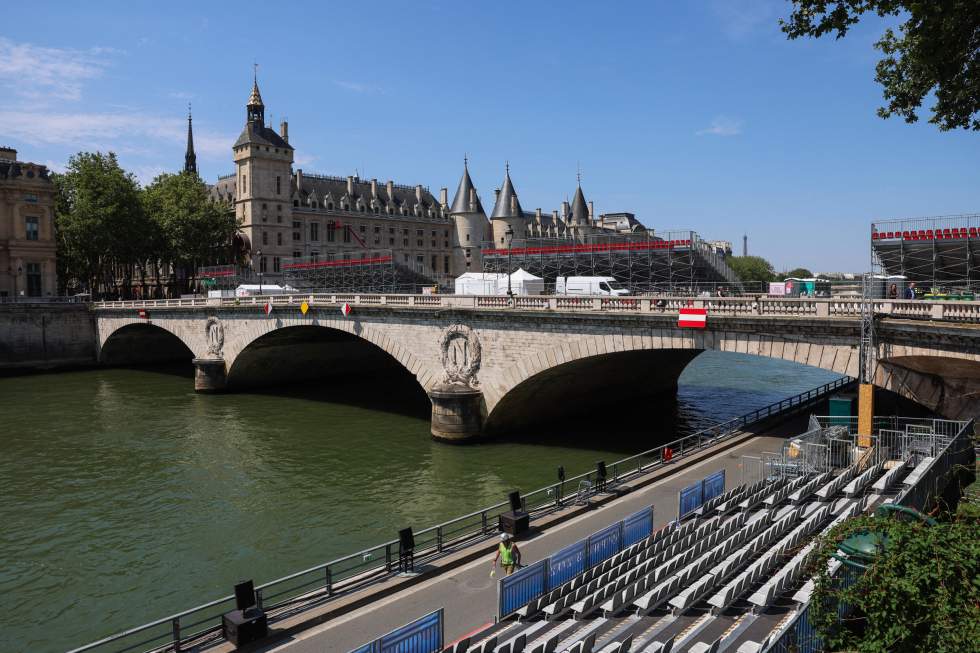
[492,533,522,576]
[888,283,898,299]
[906,282,916,300]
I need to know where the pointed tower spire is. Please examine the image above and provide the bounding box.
[570,181,589,227]
[184,103,197,175]
[490,164,523,219]
[247,63,265,125]
[450,157,484,214]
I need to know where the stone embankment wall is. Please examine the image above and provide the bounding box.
[0,304,96,371]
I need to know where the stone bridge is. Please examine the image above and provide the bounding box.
[92,295,980,440]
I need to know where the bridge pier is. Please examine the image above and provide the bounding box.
[193,358,227,393]
[429,384,484,442]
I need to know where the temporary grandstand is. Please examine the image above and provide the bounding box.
[432,416,971,653]
[281,250,440,293]
[197,264,252,290]
[481,231,741,296]
[871,213,980,294]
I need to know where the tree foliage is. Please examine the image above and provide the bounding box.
[782,1,980,130]
[53,152,148,295]
[785,267,814,278]
[142,171,238,291]
[727,255,776,283]
[808,513,980,652]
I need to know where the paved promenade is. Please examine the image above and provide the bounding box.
[245,421,803,653]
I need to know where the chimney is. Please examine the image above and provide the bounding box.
[370,178,378,198]
[588,201,594,222]
[296,169,303,190]
[439,187,448,208]
[561,200,570,220]
[347,175,354,197]
[415,184,423,203]
[386,180,394,200]
[0,147,17,161]
[279,120,288,143]
[552,209,559,222]
[535,208,542,224]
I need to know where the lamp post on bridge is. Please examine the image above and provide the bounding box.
[505,225,514,304]
[254,249,263,295]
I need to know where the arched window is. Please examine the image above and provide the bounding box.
[327,202,334,211]
[359,204,366,213]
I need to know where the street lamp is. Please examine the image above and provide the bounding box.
[505,225,514,302]
[254,249,263,295]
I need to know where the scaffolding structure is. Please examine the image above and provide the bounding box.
[481,230,742,295]
[871,213,980,294]
[197,264,252,289]
[282,251,438,293]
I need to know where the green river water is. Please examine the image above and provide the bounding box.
[0,352,838,651]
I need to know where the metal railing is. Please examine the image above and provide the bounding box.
[762,417,974,653]
[69,377,852,653]
[90,294,980,323]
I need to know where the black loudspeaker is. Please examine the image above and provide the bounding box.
[234,579,255,611]
[508,490,522,513]
[596,461,607,480]
[558,466,565,483]
[398,527,415,554]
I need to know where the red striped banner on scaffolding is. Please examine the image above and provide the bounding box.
[678,307,707,328]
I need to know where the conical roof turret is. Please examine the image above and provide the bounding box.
[450,159,484,215]
[570,182,589,226]
[490,164,523,219]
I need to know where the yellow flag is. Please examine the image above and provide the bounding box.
[300,301,309,315]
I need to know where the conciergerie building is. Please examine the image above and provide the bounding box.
[207,75,643,288]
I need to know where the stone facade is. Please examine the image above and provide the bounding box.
[93,305,980,438]
[0,147,58,298]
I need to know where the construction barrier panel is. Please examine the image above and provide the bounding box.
[678,469,726,518]
[349,608,444,653]
[498,505,654,618]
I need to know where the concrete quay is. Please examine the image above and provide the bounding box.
[202,416,812,653]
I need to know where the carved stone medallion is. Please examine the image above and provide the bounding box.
[205,316,224,358]
[440,324,481,388]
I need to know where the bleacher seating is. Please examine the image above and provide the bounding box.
[458,456,900,653]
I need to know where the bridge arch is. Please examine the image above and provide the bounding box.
[223,318,440,393]
[99,322,196,366]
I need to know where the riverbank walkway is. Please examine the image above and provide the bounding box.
[221,415,812,653]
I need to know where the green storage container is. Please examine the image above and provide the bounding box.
[829,394,855,426]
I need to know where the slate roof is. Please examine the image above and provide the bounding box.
[490,169,523,219]
[450,164,484,214]
[569,185,589,225]
[234,122,292,149]
[294,174,443,213]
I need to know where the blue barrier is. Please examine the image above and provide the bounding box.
[498,560,548,617]
[548,541,587,589]
[622,506,654,546]
[497,505,654,618]
[587,523,622,567]
[678,469,726,518]
[703,470,726,502]
[678,483,702,518]
[349,608,444,653]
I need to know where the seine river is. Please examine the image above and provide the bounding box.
[0,352,838,651]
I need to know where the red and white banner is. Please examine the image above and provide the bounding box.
[678,307,707,328]
[340,302,352,317]
[263,302,273,315]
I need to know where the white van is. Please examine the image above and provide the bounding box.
[556,276,630,296]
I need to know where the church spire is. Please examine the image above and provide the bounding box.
[184,103,197,175]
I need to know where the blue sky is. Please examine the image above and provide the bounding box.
[1,1,977,271]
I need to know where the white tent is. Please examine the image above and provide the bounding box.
[455,273,508,296]
[508,268,545,296]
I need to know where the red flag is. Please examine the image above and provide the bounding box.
[678,307,707,328]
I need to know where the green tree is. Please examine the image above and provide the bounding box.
[53,152,148,297]
[808,513,980,652]
[782,1,980,131]
[785,267,814,279]
[142,171,239,295]
[727,255,776,283]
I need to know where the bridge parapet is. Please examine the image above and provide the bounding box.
[92,295,980,323]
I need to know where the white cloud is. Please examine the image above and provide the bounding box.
[711,0,782,42]
[294,152,317,167]
[334,80,385,94]
[0,110,234,160]
[0,37,114,102]
[696,116,744,137]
